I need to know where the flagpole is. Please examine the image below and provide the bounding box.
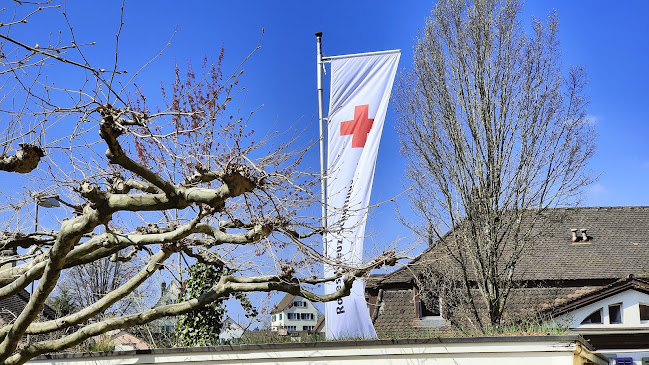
[315,32,331,334]
[315,32,327,245]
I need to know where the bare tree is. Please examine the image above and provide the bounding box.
[0,2,396,363]
[60,256,137,317]
[395,0,595,331]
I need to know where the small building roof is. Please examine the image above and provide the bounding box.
[314,314,325,332]
[0,289,56,322]
[551,275,649,317]
[270,293,296,315]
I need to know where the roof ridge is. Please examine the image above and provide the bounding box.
[270,293,296,314]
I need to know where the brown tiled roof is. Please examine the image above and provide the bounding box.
[270,293,295,315]
[0,290,56,323]
[372,288,456,337]
[380,206,649,285]
[314,314,325,332]
[551,276,649,316]
[372,289,421,335]
[501,285,602,319]
[365,274,385,288]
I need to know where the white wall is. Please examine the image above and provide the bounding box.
[27,337,606,365]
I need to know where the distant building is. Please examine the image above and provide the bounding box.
[0,249,56,325]
[107,329,150,351]
[151,280,181,334]
[270,294,319,332]
[218,316,244,343]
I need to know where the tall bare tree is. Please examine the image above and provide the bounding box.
[0,2,396,363]
[60,256,137,317]
[395,0,595,331]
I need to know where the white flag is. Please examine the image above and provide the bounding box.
[324,50,400,339]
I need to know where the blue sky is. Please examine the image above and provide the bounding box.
[16,0,649,253]
[8,0,649,319]
[87,0,647,252]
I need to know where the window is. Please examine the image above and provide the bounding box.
[609,303,622,324]
[615,357,633,365]
[272,315,276,321]
[303,325,314,331]
[640,304,649,321]
[300,313,314,320]
[293,301,305,307]
[279,313,282,320]
[285,326,296,331]
[581,308,602,324]
[418,293,441,318]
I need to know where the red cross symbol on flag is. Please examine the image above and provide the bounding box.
[340,104,374,148]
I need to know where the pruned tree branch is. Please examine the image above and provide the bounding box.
[0,144,44,174]
[0,1,399,361]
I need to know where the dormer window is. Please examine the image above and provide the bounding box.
[417,291,441,318]
[419,298,441,318]
[581,308,602,324]
[609,303,622,324]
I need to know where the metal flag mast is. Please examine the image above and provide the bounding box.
[315,32,327,246]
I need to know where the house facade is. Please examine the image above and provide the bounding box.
[270,294,319,332]
[367,206,649,364]
[550,276,649,364]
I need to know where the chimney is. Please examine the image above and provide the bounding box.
[570,229,578,242]
[581,229,588,242]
